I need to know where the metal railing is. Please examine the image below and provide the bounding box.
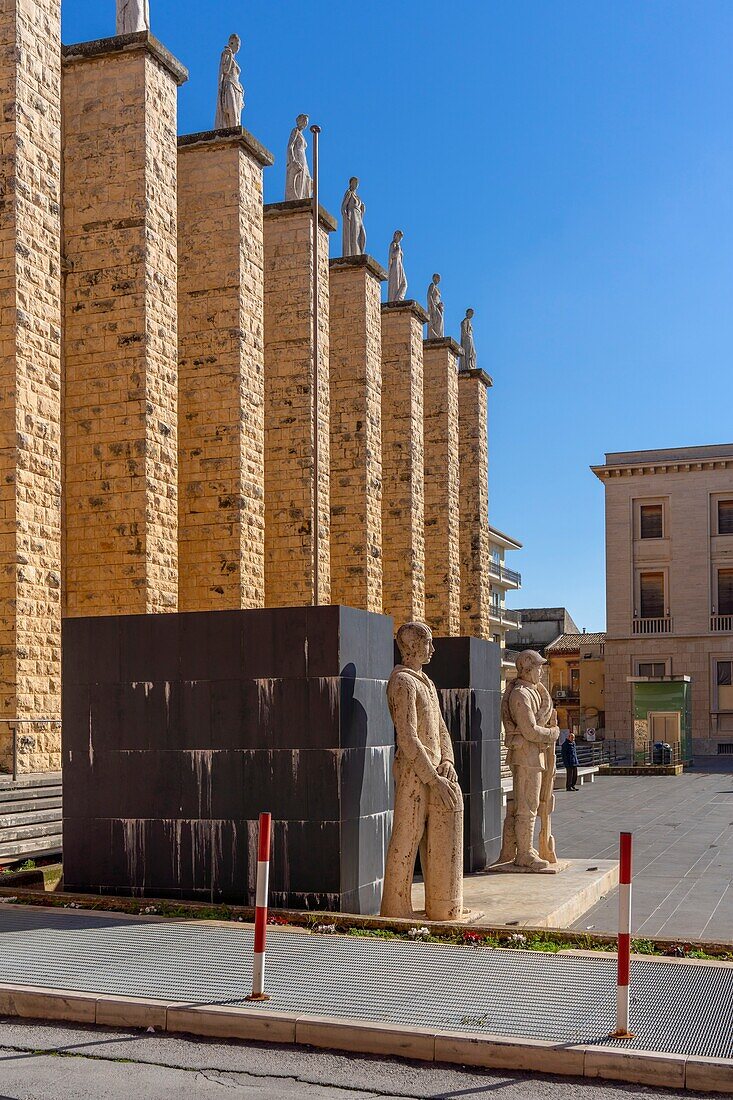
[555,741,617,768]
[634,740,684,767]
[0,719,61,782]
[711,614,733,632]
[552,687,580,702]
[632,616,672,635]
[488,561,522,587]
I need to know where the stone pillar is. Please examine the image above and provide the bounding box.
[177,128,274,612]
[263,200,335,607]
[0,0,62,771]
[423,338,462,637]
[380,301,428,626]
[458,366,494,639]
[329,255,386,612]
[61,34,187,617]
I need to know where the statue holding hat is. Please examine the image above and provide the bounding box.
[497,650,560,871]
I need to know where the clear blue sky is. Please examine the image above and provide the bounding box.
[65,2,733,630]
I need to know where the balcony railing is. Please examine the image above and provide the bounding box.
[632,616,672,635]
[489,561,522,587]
[552,687,580,702]
[711,614,733,632]
[490,605,522,628]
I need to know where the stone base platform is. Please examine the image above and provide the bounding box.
[412,860,619,929]
[488,858,571,875]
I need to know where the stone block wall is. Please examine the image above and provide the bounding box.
[0,0,63,772]
[458,368,493,639]
[380,301,427,627]
[61,35,186,619]
[423,339,461,637]
[329,255,385,613]
[177,129,273,612]
[263,200,334,607]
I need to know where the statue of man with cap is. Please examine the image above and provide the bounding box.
[498,650,560,871]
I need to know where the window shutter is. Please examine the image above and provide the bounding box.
[718,570,733,616]
[640,504,663,539]
[719,501,733,535]
[640,572,665,618]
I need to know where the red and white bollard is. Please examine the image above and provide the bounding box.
[247,812,272,1001]
[612,831,633,1037]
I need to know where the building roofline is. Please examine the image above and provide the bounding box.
[488,524,522,550]
[592,442,733,480]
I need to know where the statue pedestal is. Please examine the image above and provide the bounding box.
[488,859,571,876]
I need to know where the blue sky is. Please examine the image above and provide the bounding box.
[65,2,733,630]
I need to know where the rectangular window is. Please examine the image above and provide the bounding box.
[719,500,733,535]
[640,572,665,618]
[638,661,666,678]
[717,660,733,711]
[640,504,663,539]
[718,570,733,616]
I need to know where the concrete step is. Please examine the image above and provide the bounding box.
[0,806,63,830]
[0,783,62,805]
[0,819,63,845]
[0,772,61,789]
[0,796,62,817]
[0,832,62,861]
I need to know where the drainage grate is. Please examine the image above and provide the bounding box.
[0,907,731,1060]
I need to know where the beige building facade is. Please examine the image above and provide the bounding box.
[593,444,733,757]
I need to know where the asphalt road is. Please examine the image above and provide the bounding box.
[0,1021,719,1100]
[550,765,733,940]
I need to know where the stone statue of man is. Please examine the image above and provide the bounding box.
[380,622,464,922]
[340,177,366,257]
[387,230,407,302]
[285,114,312,200]
[117,0,149,34]
[460,308,477,371]
[426,274,444,339]
[497,650,560,872]
[215,34,244,130]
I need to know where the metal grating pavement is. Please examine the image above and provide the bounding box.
[0,907,731,1059]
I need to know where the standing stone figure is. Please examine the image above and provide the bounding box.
[215,34,244,130]
[285,114,312,200]
[460,308,477,371]
[341,177,366,257]
[387,230,407,302]
[116,0,149,33]
[497,650,560,872]
[380,622,464,922]
[426,274,444,339]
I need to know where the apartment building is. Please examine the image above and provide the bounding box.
[592,444,733,758]
[546,632,606,738]
[488,526,522,685]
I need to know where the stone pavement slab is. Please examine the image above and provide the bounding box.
[548,768,733,940]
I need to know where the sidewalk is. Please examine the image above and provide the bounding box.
[0,903,731,1072]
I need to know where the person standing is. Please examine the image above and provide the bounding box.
[562,731,580,791]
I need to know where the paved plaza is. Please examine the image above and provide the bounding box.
[549,764,733,941]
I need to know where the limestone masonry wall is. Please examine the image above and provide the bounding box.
[263,201,332,607]
[380,302,427,626]
[0,0,63,771]
[0,19,500,773]
[458,369,492,640]
[329,256,384,613]
[62,38,183,619]
[423,339,461,637]
[177,131,272,611]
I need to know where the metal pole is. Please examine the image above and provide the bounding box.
[247,812,272,1001]
[612,831,634,1037]
[310,124,321,607]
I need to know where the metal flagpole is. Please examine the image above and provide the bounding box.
[310,124,322,607]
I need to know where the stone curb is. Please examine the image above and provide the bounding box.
[0,983,730,1093]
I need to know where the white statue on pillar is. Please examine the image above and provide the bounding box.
[380,622,464,922]
[426,274,444,339]
[215,35,244,130]
[387,231,407,302]
[341,177,366,257]
[460,308,477,371]
[117,0,149,34]
[285,115,312,200]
